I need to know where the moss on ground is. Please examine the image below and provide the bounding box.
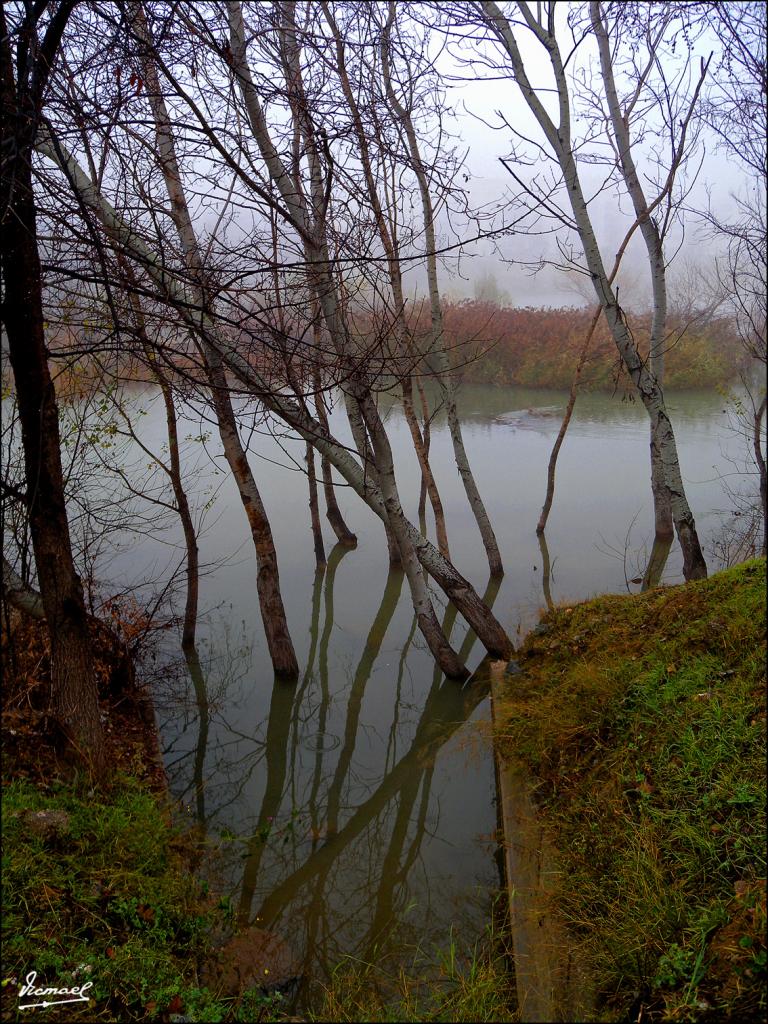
[494,557,766,1022]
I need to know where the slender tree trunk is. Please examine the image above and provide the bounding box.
[1,10,105,772]
[402,374,450,559]
[133,3,298,675]
[313,378,357,549]
[206,352,299,677]
[537,322,593,534]
[157,375,199,651]
[118,254,200,651]
[417,379,432,523]
[381,4,503,577]
[650,415,674,539]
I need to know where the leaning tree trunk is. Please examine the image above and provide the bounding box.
[133,4,298,675]
[416,379,432,524]
[205,351,299,677]
[306,441,326,568]
[402,374,451,560]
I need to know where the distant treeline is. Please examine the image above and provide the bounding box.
[417,301,746,390]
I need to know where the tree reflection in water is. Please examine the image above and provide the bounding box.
[161,552,502,989]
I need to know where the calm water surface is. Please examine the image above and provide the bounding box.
[99,383,740,995]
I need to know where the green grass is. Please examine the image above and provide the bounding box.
[495,557,766,1021]
[0,776,284,1022]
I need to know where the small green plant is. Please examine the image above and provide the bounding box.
[309,915,516,1022]
[654,944,704,989]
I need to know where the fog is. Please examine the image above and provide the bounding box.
[406,9,758,309]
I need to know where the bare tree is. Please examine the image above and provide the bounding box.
[29,0,516,668]
[473,0,708,579]
[379,2,504,577]
[129,1,299,677]
[1,1,105,771]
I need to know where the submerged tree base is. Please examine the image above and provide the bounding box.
[493,558,767,1022]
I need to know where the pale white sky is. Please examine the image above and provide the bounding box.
[414,5,754,308]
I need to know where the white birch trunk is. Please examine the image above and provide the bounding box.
[590,1,673,540]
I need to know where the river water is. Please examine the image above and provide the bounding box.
[93,383,744,999]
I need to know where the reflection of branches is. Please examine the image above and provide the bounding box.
[184,643,210,829]
[325,569,405,834]
[386,612,418,772]
[363,763,425,961]
[237,674,299,926]
[253,665,492,936]
[458,575,502,667]
[596,509,647,591]
[307,543,351,841]
[159,622,272,827]
[290,564,326,806]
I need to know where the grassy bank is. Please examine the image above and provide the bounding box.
[0,777,285,1022]
[494,558,766,1022]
